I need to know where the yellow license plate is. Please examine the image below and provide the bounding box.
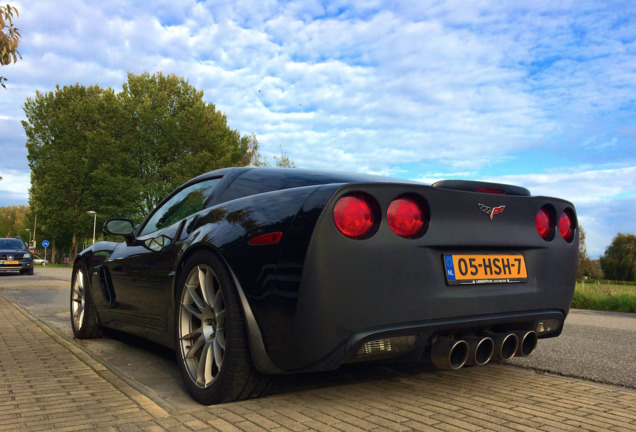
[1,261,19,265]
[443,254,527,285]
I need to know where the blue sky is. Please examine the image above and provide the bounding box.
[1,0,635,258]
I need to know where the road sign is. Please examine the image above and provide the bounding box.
[42,240,50,248]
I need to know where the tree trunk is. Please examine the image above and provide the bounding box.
[51,239,57,264]
[71,233,77,260]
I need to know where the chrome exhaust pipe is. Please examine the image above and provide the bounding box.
[515,331,538,357]
[430,338,469,370]
[489,333,519,361]
[464,337,495,366]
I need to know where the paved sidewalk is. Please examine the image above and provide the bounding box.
[1,292,636,431]
[0,294,177,431]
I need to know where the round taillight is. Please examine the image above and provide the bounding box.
[535,206,553,241]
[333,196,374,239]
[559,209,576,243]
[387,198,424,238]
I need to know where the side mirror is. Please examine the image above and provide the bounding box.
[103,219,135,237]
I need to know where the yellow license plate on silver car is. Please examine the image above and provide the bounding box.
[443,254,527,285]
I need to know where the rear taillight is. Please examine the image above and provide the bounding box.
[535,206,554,241]
[559,209,576,243]
[333,196,375,239]
[387,197,426,238]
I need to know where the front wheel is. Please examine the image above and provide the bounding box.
[175,250,269,405]
[70,263,102,339]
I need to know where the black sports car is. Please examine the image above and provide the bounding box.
[70,167,578,404]
[0,238,34,275]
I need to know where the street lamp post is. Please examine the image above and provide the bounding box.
[87,211,97,245]
[33,214,37,252]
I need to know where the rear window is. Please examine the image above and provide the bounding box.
[220,169,396,202]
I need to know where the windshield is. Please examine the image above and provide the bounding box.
[0,239,27,250]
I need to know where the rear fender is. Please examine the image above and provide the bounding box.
[180,185,328,295]
[171,185,335,370]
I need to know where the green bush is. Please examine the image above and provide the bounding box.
[571,282,636,313]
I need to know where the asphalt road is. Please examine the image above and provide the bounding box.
[1,267,635,413]
[508,309,636,388]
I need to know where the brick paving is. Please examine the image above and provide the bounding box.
[1,292,636,431]
[0,294,170,431]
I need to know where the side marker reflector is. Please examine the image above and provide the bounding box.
[249,232,283,245]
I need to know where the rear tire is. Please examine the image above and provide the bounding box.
[70,263,102,339]
[175,250,269,404]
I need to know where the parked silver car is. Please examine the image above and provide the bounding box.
[32,254,50,266]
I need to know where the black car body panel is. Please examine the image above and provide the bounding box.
[74,167,578,375]
[263,183,577,370]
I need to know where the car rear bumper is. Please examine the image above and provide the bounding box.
[296,310,563,372]
[263,306,567,373]
[244,303,565,374]
[338,309,563,368]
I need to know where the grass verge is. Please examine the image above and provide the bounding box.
[572,281,636,313]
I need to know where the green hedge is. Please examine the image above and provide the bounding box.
[571,282,636,313]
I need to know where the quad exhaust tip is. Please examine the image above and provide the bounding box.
[430,331,538,369]
[465,336,494,366]
[430,338,469,370]
[515,331,538,357]
[490,333,519,361]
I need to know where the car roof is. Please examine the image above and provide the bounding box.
[188,166,419,187]
[181,167,422,205]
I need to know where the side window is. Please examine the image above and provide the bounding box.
[140,178,221,236]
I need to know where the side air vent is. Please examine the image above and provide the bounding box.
[97,266,117,307]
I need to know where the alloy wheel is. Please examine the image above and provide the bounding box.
[178,264,227,388]
[71,268,86,330]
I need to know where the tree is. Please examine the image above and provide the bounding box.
[273,145,296,168]
[115,72,258,216]
[253,144,296,168]
[24,72,260,256]
[0,4,21,88]
[600,233,636,281]
[0,205,29,238]
[24,84,114,257]
[577,226,601,280]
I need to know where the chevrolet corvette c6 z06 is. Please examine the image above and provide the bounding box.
[70,167,578,404]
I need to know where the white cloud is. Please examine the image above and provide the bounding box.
[577,197,636,258]
[0,170,30,205]
[484,165,636,206]
[3,0,635,257]
[484,165,636,258]
[13,0,630,176]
